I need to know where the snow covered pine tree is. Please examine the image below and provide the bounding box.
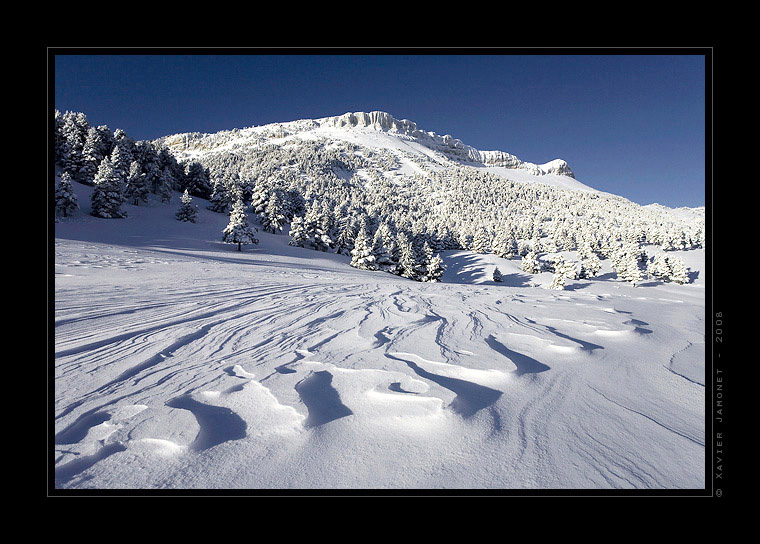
[90,157,127,218]
[176,189,198,222]
[55,171,79,218]
[223,199,258,251]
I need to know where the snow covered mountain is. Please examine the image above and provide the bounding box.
[53,108,707,492]
[156,110,593,193]
[149,109,703,257]
[323,111,576,176]
[643,203,705,222]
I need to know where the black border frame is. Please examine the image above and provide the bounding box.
[47,46,719,498]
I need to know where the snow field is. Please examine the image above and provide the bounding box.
[53,183,706,489]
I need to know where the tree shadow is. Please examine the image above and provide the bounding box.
[485,335,550,376]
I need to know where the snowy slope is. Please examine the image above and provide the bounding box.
[53,181,706,490]
[643,203,706,222]
[157,111,597,193]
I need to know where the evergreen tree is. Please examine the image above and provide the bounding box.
[372,223,395,272]
[668,256,690,284]
[609,244,625,273]
[504,235,519,258]
[546,255,576,290]
[305,203,333,251]
[260,191,287,234]
[492,267,503,282]
[521,250,541,274]
[425,253,445,282]
[555,257,578,282]
[124,161,149,205]
[156,166,174,203]
[157,146,184,191]
[55,172,78,217]
[472,227,491,254]
[249,179,271,215]
[54,110,65,165]
[334,215,356,256]
[647,254,671,281]
[618,251,642,286]
[80,127,108,184]
[184,161,212,198]
[94,125,115,158]
[91,157,127,218]
[350,226,378,270]
[577,242,602,279]
[175,189,198,222]
[110,139,133,183]
[288,215,309,248]
[548,270,566,290]
[207,176,231,213]
[222,199,258,251]
[541,252,563,273]
[59,111,90,179]
[398,237,422,280]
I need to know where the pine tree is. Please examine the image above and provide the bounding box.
[300,203,333,251]
[109,140,132,184]
[207,176,231,213]
[157,146,183,192]
[609,244,625,273]
[59,111,90,180]
[176,189,198,222]
[556,257,578,282]
[647,254,671,281]
[372,223,395,272]
[249,180,271,215]
[521,250,541,274]
[398,237,422,280]
[184,161,212,198]
[425,253,446,282]
[156,166,174,203]
[334,215,356,256]
[492,267,503,282]
[548,270,566,290]
[350,226,378,270]
[54,110,65,165]
[288,215,309,248]
[222,199,258,251]
[668,256,689,284]
[260,191,287,234]
[90,157,127,218]
[542,252,562,273]
[124,161,149,205]
[472,227,491,254]
[80,127,107,184]
[55,172,78,217]
[618,251,642,286]
[577,242,602,279]
[547,255,576,290]
[505,236,518,258]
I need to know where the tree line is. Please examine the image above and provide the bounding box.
[54,110,701,287]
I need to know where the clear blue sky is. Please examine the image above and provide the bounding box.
[54,53,706,208]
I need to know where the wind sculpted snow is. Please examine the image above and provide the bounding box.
[53,184,706,490]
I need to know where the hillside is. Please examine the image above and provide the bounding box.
[158,110,597,193]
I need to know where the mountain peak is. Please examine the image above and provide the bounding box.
[318,110,574,178]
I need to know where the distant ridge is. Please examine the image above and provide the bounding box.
[320,111,576,177]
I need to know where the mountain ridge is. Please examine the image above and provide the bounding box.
[156,110,580,186]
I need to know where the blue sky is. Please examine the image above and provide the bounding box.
[54,53,706,208]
